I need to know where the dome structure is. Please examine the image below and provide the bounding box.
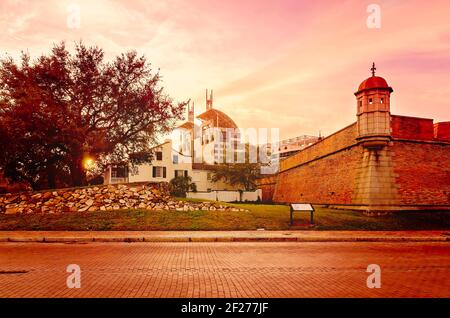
[356,76,393,94]
[355,63,393,95]
[197,108,238,129]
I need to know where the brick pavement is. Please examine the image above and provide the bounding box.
[0,242,449,298]
[0,230,448,242]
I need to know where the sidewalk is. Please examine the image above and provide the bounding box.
[0,230,448,243]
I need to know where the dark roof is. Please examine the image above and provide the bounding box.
[196,109,238,129]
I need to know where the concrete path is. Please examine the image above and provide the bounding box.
[0,230,448,242]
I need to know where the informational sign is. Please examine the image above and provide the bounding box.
[290,203,314,211]
[290,203,315,225]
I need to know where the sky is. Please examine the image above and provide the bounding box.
[1,0,450,140]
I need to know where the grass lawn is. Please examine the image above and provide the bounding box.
[0,201,449,231]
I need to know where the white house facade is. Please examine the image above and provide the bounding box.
[104,90,245,192]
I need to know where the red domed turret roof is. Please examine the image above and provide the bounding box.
[358,76,391,91]
[355,77,393,95]
[355,63,393,95]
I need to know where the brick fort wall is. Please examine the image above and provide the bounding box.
[262,116,450,209]
[392,141,450,205]
[271,123,360,204]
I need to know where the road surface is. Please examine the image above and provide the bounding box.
[0,242,448,297]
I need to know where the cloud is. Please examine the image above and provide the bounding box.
[0,0,449,139]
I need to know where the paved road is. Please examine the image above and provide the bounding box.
[0,242,448,298]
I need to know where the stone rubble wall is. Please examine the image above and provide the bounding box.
[0,182,248,215]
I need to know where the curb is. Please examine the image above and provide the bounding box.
[1,236,447,243]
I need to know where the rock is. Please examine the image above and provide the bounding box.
[5,195,19,204]
[42,192,53,200]
[62,192,72,199]
[31,193,42,199]
[5,208,19,214]
[78,205,89,212]
[0,182,250,215]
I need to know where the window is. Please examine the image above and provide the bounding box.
[111,165,128,178]
[369,98,373,104]
[173,154,178,164]
[175,170,188,178]
[380,98,384,104]
[155,151,162,160]
[359,100,363,110]
[152,166,166,178]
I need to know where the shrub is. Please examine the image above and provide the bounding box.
[169,176,196,197]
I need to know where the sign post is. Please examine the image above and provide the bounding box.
[290,203,315,226]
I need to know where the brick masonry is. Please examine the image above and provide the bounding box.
[258,116,450,211]
[1,242,449,298]
[272,145,360,204]
[392,141,450,205]
[391,115,435,140]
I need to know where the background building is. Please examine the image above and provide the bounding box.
[271,135,319,159]
[104,89,245,192]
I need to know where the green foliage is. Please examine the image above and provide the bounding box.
[169,176,196,197]
[211,162,261,191]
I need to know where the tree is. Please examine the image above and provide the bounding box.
[211,162,261,191]
[0,42,186,189]
[210,142,263,191]
[169,176,196,197]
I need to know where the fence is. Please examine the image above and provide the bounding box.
[186,189,262,202]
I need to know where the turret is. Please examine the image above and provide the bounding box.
[354,63,393,148]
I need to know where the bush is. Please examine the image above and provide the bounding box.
[169,176,196,197]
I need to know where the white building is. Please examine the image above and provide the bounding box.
[104,89,245,192]
[104,140,192,185]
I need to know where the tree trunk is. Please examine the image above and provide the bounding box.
[70,155,86,187]
[47,163,56,189]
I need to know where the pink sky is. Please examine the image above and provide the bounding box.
[1,0,450,139]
